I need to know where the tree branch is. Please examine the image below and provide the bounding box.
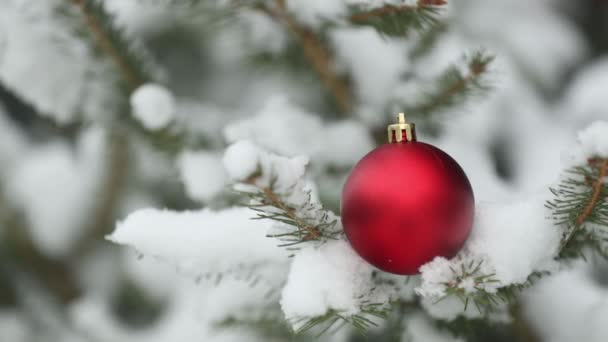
[261,187,321,241]
[398,51,494,118]
[261,0,352,114]
[71,0,147,90]
[575,158,608,226]
[71,130,130,258]
[350,4,417,22]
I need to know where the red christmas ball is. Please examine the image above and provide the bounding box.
[341,114,474,275]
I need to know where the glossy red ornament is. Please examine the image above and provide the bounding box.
[341,114,474,275]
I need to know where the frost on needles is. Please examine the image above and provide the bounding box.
[108,119,608,333]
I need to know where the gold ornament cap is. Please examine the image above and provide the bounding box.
[387,113,416,143]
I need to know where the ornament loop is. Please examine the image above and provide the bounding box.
[387,113,417,143]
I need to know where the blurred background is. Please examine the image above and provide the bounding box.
[1,0,608,341]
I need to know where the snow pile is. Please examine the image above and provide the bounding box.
[576,121,608,159]
[108,207,288,280]
[406,314,465,342]
[0,0,118,123]
[563,58,608,123]
[223,140,342,246]
[417,193,561,303]
[5,128,106,257]
[177,150,227,203]
[130,83,176,130]
[224,96,373,168]
[281,240,380,324]
[223,139,310,194]
[523,264,608,342]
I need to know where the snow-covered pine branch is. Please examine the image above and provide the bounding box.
[391,50,495,121]
[225,140,342,248]
[548,121,608,259]
[416,120,608,320]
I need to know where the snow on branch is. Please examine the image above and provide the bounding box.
[416,121,608,320]
[224,140,343,248]
[394,50,494,119]
[107,207,288,286]
[225,141,398,333]
[281,241,391,335]
[416,194,561,319]
[547,121,608,259]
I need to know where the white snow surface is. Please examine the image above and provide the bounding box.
[406,314,464,342]
[5,128,106,257]
[223,139,310,196]
[224,96,373,168]
[576,121,608,159]
[417,192,563,314]
[281,240,382,325]
[130,83,176,130]
[563,58,608,124]
[222,140,262,182]
[331,28,409,123]
[0,0,117,123]
[177,150,227,203]
[523,263,608,342]
[108,207,288,279]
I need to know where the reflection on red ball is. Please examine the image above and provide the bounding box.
[341,141,474,275]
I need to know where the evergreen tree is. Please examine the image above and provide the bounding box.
[0,1,607,342]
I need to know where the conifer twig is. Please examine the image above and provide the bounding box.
[260,187,322,241]
[260,0,352,114]
[547,158,608,258]
[349,0,445,36]
[350,0,446,22]
[399,51,494,118]
[235,175,342,248]
[575,158,608,226]
[349,4,418,22]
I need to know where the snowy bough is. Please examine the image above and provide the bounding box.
[3,0,608,341]
[109,120,608,335]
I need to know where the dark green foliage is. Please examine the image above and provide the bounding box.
[349,4,443,37]
[219,314,307,341]
[546,159,608,259]
[111,279,165,328]
[291,303,391,337]
[437,316,516,342]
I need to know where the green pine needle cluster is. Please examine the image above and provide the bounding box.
[440,158,608,314]
[547,158,608,259]
[397,50,494,120]
[291,303,391,337]
[237,179,343,250]
[349,2,444,37]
